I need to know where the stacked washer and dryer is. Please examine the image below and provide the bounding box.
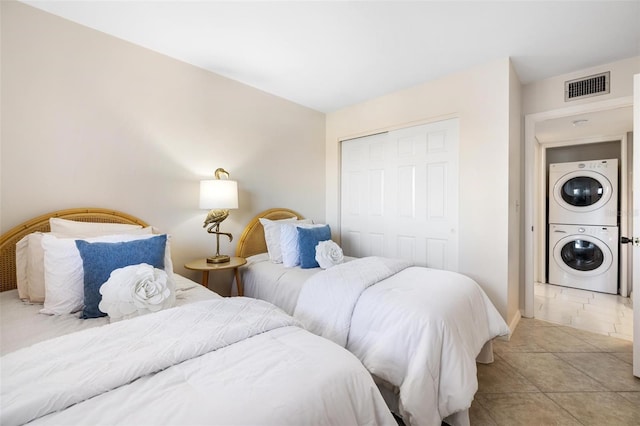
[548,159,619,294]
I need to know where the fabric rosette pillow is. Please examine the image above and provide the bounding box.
[99,263,174,321]
[315,240,344,269]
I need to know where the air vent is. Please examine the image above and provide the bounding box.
[565,72,610,101]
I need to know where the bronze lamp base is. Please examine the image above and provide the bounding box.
[207,255,230,264]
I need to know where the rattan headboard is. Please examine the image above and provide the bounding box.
[235,208,303,259]
[0,208,149,292]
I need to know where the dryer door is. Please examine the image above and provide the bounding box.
[553,171,613,213]
[553,235,613,277]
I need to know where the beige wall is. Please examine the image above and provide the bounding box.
[326,58,518,322]
[523,56,640,115]
[0,1,326,293]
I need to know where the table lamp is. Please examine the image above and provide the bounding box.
[200,168,238,263]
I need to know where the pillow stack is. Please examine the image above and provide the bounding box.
[260,217,342,269]
[15,218,175,320]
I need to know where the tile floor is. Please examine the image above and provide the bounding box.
[534,282,634,341]
[470,318,640,425]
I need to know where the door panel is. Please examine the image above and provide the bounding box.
[633,74,639,378]
[340,118,459,270]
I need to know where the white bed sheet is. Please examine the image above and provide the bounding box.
[0,274,218,355]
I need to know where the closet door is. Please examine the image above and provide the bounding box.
[340,118,459,270]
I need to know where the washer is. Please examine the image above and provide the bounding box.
[548,159,618,226]
[548,224,618,294]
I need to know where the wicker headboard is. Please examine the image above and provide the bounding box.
[235,208,303,259]
[0,208,148,292]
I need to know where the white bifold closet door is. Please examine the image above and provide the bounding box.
[340,118,459,271]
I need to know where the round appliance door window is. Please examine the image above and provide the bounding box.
[561,177,603,207]
[554,234,612,277]
[553,171,612,212]
[560,239,604,271]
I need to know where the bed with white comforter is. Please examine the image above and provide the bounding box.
[241,254,510,426]
[0,276,396,426]
[0,208,396,426]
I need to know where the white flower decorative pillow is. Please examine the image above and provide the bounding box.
[99,263,175,321]
[315,240,344,269]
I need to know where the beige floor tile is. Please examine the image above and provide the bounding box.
[474,393,581,426]
[476,354,538,394]
[478,307,638,426]
[492,330,548,354]
[499,352,607,392]
[555,352,640,391]
[546,392,640,426]
[617,391,640,405]
[468,400,498,426]
[526,325,600,353]
[558,326,633,352]
[612,352,634,365]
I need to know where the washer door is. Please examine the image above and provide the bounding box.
[552,170,613,213]
[553,234,613,277]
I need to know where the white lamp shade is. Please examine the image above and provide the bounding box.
[199,179,238,209]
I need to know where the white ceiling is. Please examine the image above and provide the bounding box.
[21,0,640,113]
[535,106,634,143]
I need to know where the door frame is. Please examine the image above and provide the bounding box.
[524,96,634,318]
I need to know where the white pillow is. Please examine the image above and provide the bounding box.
[49,217,144,237]
[280,223,326,268]
[16,227,154,304]
[26,233,48,303]
[259,217,311,263]
[40,233,173,315]
[15,235,30,300]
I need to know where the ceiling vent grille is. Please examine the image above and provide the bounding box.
[565,72,610,101]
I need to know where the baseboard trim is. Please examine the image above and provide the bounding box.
[498,309,522,341]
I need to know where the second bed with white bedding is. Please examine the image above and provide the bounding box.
[241,253,510,426]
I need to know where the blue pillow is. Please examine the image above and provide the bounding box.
[297,225,331,269]
[75,235,167,319]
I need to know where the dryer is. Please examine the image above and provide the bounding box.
[548,224,618,294]
[548,159,618,226]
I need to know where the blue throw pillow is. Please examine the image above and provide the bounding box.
[297,225,331,269]
[76,235,167,319]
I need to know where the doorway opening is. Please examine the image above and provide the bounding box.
[524,97,634,341]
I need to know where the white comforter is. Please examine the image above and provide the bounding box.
[245,255,510,426]
[1,297,396,426]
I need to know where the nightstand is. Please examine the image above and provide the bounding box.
[184,257,247,296]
